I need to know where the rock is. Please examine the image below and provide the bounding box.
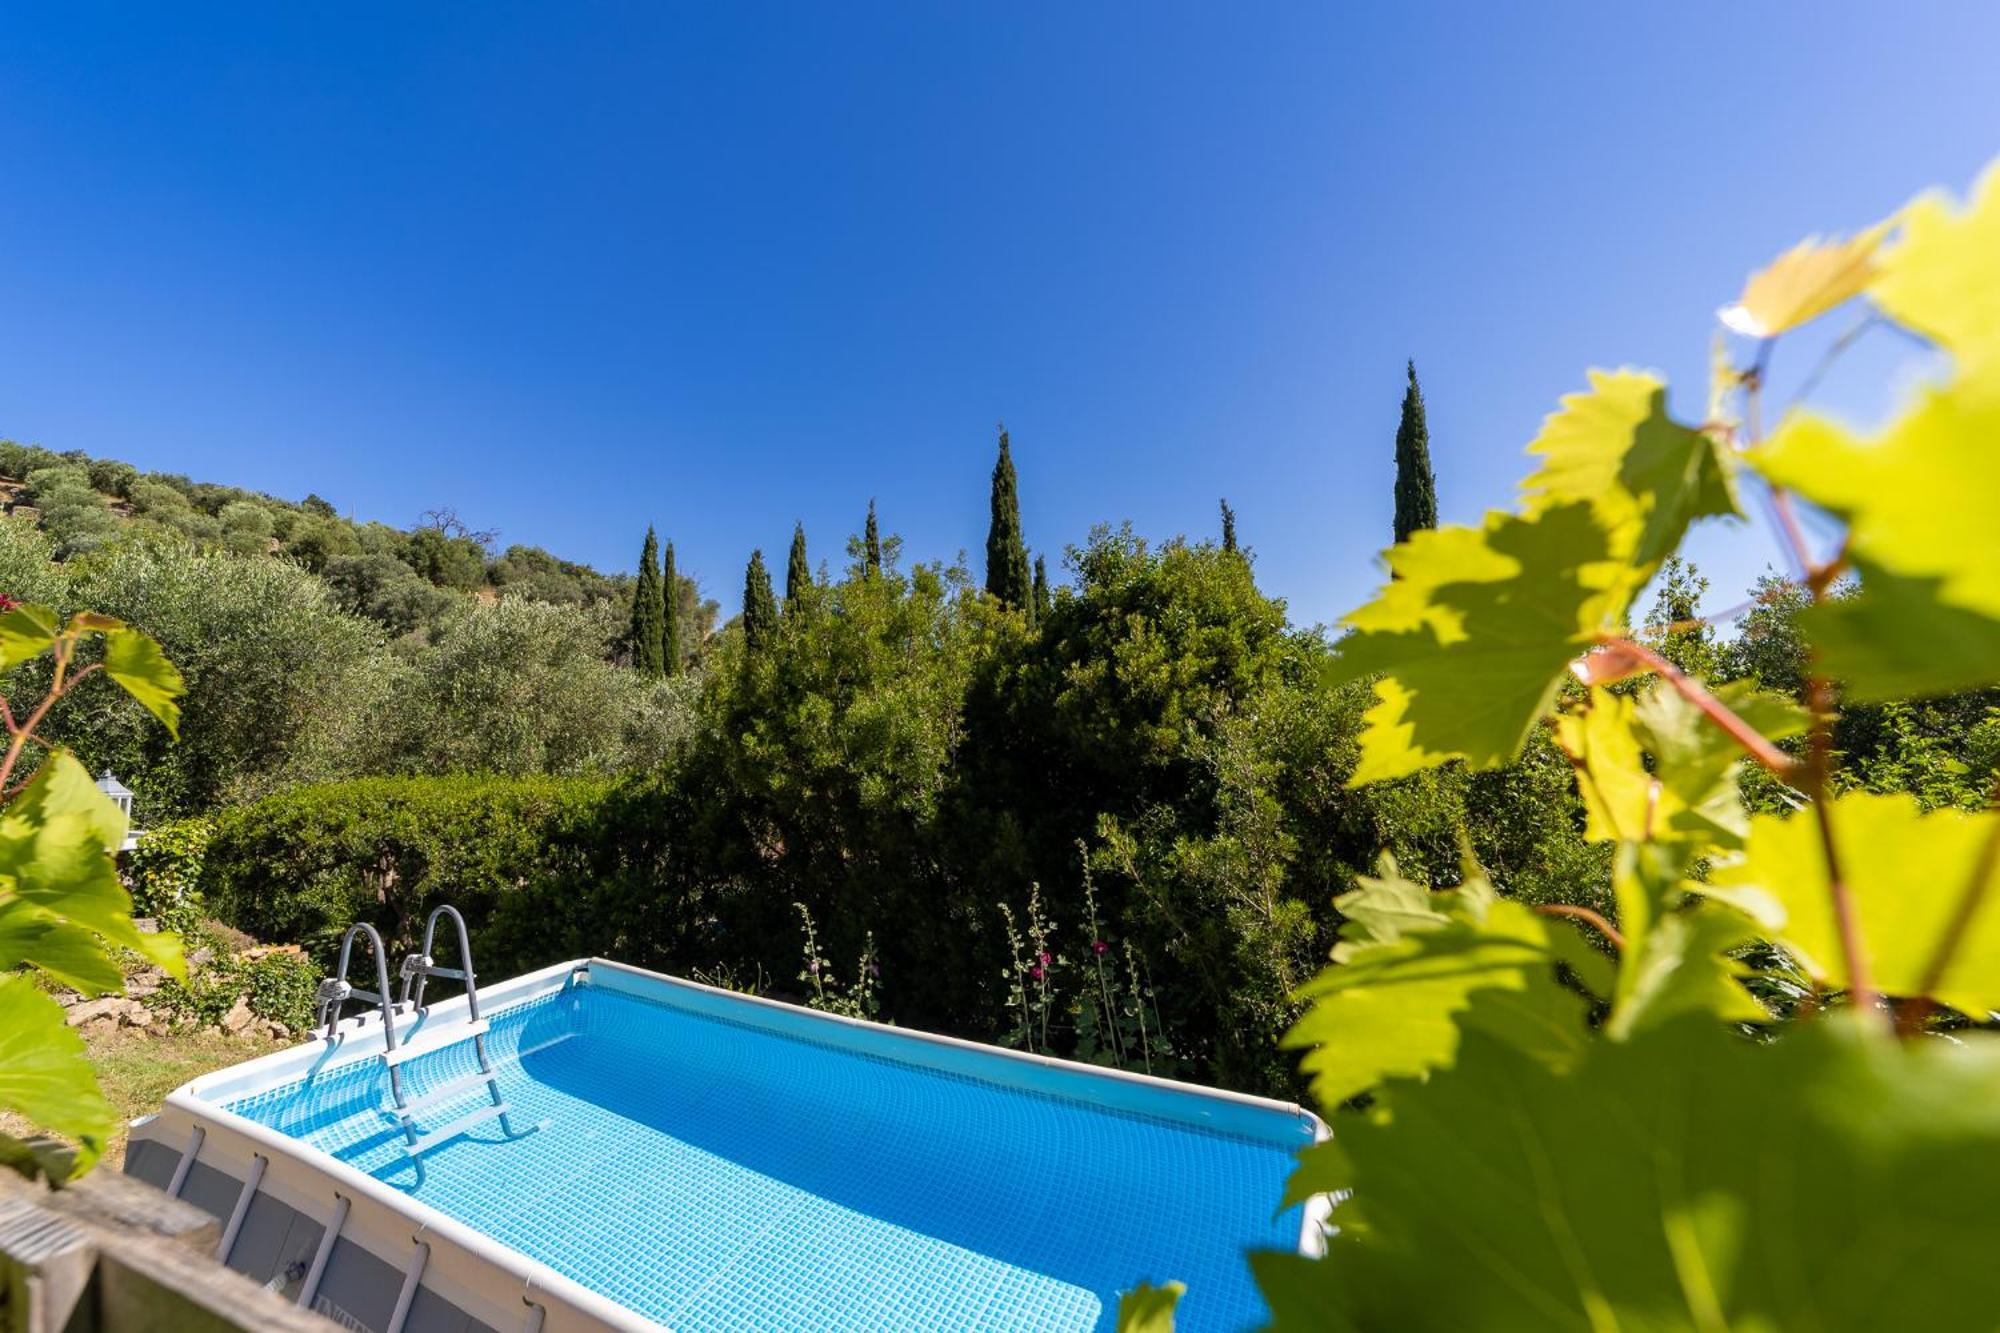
[220,996,254,1035]
[122,1004,153,1029]
[132,917,159,934]
[124,969,163,999]
[65,997,130,1028]
[187,947,214,967]
[262,1019,292,1041]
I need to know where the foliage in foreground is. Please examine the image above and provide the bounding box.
[0,603,185,1180]
[1126,161,2000,1328]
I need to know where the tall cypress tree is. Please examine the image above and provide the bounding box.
[864,500,883,577]
[662,540,682,676]
[1220,499,1239,554]
[629,526,665,676]
[1032,554,1052,622]
[1393,359,1439,545]
[786,521,810,609]
[984,428,1031,608]
[742,549,777,651]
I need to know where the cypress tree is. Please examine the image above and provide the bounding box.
[629,526,665,676]
[1393,359,1439,545]
[742,549,777,651]
[662,540,682,676]
[786,521,810,609]
[864,500,883,577]
[1220,499,1239,554]
[984,428,1031,608]
[1033,554,1052,622]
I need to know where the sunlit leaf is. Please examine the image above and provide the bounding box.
[1717,225,1886,338]
[0,975,114,1177]
[1256,1016,2000,1332]
[0,604,60,672]
[1555,689,1654,843]
[1604,842,1766,1040]
[1870,164,2000,376]
[65,611,124,633]
[0,899,125,995]
[1287,870,1599,1107]
[1796,568,2000,700]
[1328,853,1450,962]
[101,627,184,739]
[1519,368,1738,575]
[0,752,183,978]
[1114,1282,1184,1333]
[1698,792,2000,1014]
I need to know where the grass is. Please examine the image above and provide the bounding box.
[2,1025,284,1172]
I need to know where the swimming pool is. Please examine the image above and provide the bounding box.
[127,958,1325,1332]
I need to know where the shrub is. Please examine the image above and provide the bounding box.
[125,817,216,937]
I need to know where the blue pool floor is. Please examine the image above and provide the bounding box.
[224,984,1309,1331]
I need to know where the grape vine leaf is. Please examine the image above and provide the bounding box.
[0,751,182,977]
[1114,1282,1184,1333]
[1335,373,1734,783]
[102,627,184,739]
[1286,863,1603,1107]
[1519,368,1738,576]
[1328,853,1450,961]
[0,604,60,672]
[1698,792,2000,1014]
[1869,162,2000,376]
[1255,1015,2000,1332]
[1717,225,1886,338]
[1603,842,1766,1040]
[0,899,126,995]
[1755,402,2000,698]
[0,975,115,1178]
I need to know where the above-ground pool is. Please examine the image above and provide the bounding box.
[127,958,1325,1332]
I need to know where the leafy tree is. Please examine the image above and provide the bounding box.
[984,428,1032,610]
[741,549,778,651]
[301,493,338,519]
[1219,499,1238,554]
[218,499,275,557]
[786,521,811,609]
[1033,554,1052,622]
[663,540,683,675]
[282,514,362,573]
[629,526,665,675]
[1391,359,1438,544]
[1641,554,1721,677]
[864,499,883,577]
[322,552,455,638]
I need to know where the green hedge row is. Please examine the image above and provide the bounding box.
[201,774,704,981]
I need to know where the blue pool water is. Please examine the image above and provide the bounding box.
[221,979,1311,1331]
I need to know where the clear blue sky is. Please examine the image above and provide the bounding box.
[3,4,1995,625]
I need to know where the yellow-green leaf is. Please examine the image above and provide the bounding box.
[1717,225,1886,338]
[101,627,184,739]
[1604,842,1766,1040]
[0,899,125,995]
[0,975,114,1177]
[1870,163,2000,377]
[1115,1282,1184,1333]
[0,604,61,672]
[1698,793,2000,1014]
[0,752,184,979]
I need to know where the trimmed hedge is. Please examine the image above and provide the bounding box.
[201,774,706,980]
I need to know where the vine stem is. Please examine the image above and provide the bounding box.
[1533,903,1625,951]
[1597,638,1800,781]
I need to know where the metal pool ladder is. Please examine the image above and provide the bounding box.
[314,905,529,1157]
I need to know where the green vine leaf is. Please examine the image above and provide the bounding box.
[1869,163,2000,377]
[1698,792,2000,1014]
[101,627,185,739]
[1286,863,1602,1107]
[1257,1016,2000,1332]
[0,975,115,1178]
[0,751,183,979]
[1335,373,1734,783]
[1604,842,1766,1040]
[1114,1282,1185,1333]
[0,899,126,995]
[0,604,61,673]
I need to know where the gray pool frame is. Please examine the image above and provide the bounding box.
[125,957,1332,1333]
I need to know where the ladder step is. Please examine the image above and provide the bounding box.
[396,1069,500,1119]
[404,1101,511,1157]
[382,1018,489,1068]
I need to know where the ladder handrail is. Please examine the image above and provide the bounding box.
[318,923,401,1052]
[399,903,480,1018]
